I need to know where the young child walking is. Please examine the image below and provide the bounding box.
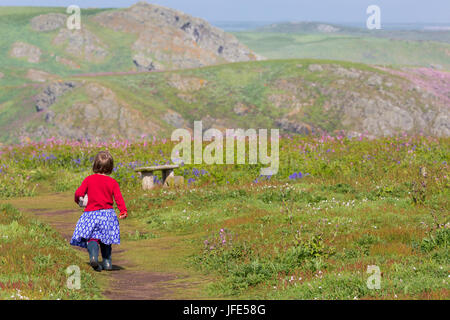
[70,151,128,272]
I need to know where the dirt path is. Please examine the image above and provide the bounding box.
[5,193,213,300]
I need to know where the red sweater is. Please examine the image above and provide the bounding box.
[74,174,127,214]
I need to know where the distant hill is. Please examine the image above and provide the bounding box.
[254,21,450,43]
[234,33,450,70]
[232,21,450,70]
[1,59,448,142]
[257,21,356,34]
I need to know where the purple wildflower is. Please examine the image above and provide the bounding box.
[193,168,200,177]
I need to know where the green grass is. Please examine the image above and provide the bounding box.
[125,178,449,299]
[0,203,102,299]
[0,134,448,299]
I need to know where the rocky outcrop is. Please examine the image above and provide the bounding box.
[53,29,108,62]
[50,83,161,140]
[266,64,450,137]
[163,109,186,128]
[432,112,450,136]
[367,75,383,86]
[10,42,42,63]
[275,118,315,135]
[34,81,79,112]
[93,1,262,71]
[31,13,66,32]
[268,93,303,110]
[23,82,161,141]
[132,53,161,71]
[332,66,361,79]
[320,79,449,137]
[308,64,323,72]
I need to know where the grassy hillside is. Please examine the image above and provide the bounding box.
[0,6,136,85]
[1,59,448,143]
[234,32,450,70]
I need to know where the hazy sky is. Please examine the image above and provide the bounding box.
[0,0,449,23]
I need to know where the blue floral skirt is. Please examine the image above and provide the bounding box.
[70,209,120,248]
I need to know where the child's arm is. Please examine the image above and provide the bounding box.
[112,181,127,218]
[74,178,88,205]
[119,211,128,219]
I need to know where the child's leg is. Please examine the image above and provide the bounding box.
[88,238,100,245]
[99,242,111,259]
[87,239,102,272]
[100,242,112,270]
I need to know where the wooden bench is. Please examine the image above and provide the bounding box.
[134,165,180,190]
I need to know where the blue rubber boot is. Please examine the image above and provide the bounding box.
[100,243,112,271]
[87,241,102,272]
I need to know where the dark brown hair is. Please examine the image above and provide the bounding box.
[92,151,114,175]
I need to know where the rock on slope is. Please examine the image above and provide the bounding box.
[31,13,66,32]
[52,28,108,62]
[93,1,262,70]
[271,64,449,137]
[26,81,161,141]
[10,42,42,63]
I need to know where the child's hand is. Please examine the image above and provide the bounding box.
[78,195,88,208]
[119,211,128,219]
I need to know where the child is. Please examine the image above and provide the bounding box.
[70,151,128,272]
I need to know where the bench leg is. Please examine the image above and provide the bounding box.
[162,169,174,187]
[142,172,154,190]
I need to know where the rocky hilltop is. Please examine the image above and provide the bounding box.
[93,2,262,70]
[5,2,261,76]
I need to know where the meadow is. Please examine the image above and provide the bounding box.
[0,133,448,299]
